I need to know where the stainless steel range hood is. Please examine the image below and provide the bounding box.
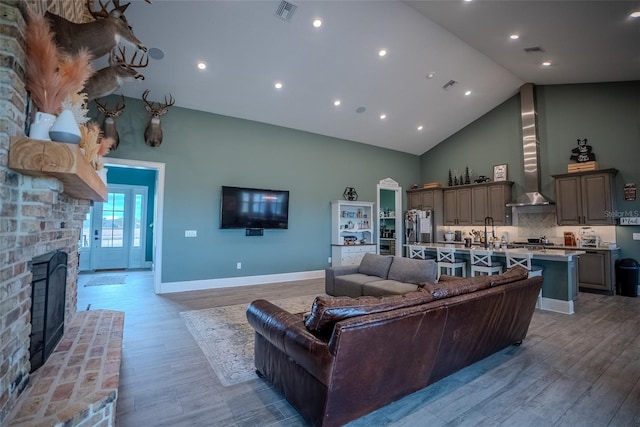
[506,83,554,207]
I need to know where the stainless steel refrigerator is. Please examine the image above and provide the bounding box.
[405,209,434,244]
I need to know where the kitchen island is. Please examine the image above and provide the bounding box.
[406,243,585,314]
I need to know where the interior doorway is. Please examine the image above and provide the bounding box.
[81,158,166,294]
[377,178,403,256]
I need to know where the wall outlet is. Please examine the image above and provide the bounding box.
[236,262,242,269]
[633,233,640,241]
[328,257,332,264]
[185,230,197,237]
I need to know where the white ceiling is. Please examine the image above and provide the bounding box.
[115,0,639,155]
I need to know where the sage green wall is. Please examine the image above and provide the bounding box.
[420,81,640,261]
[100,97,420,283]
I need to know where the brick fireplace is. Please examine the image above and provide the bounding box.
[0,0,93,422]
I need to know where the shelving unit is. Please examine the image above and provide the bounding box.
[9,137,107,202]
[331,200,376,266]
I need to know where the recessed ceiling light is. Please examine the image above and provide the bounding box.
[380,114,387,120]
[313,18,322,28]
[378,49,387,57]
[464,0,473,2]
[542,61,552,67]
[630,11,640,18]
[274,82,283,89]
[333,99,341,106]
[417,125,424,131]
[509,34,520,40]
[426,72,436,79]
[464,90,472,96]
[196,61,207,70]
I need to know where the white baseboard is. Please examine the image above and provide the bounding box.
[158,270,325,294]
[539,297,574,314]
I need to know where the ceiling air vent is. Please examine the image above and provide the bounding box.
[442,80,457,90]
[523,46,545,53]
[275,1,298,22]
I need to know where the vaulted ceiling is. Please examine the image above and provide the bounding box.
[114,0,639,155]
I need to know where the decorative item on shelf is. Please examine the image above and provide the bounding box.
[459,174,464,185]
[470,229,482,243]
[49,109,81,143]
[411,184,418,190]
[570,138,596,163]
[343,187,358,201]
[474,175,491,183]
[79,122,114,171]
[29,112,56,141]
[453,176,459,186]
[447,170,453,186]
[493,164,508,182]
[464,166,471,184]
[24,10,92,140]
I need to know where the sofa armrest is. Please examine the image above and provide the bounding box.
[325,265,360,294]
[437,275,458,282]
[246,299,333,383]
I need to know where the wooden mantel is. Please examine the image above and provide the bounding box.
[9,137,108,202]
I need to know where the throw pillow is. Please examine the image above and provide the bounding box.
[357,253,393,278]
[387,257,437,285]
[427,275,494,300]
[490,265,529,286]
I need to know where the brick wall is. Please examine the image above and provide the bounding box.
[0,0,91,422]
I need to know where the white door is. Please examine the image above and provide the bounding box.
[90,184,148,270]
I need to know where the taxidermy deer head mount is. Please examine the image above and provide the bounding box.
[84,47,147,100]
[45,0,148,59]
[95,95,126,150]
[142,90,175,147]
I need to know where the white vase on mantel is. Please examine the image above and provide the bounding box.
[49,109,81,144]
[28,112,56,141]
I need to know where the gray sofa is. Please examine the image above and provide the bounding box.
[325,253,438,297]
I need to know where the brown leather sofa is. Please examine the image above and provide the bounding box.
[246,267,542,427]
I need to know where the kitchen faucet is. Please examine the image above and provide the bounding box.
[484,217,495,249]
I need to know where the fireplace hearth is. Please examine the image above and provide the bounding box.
[29,250,68,372]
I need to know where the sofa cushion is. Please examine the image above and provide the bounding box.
[304,290,435,334]
[333,273,380,297]
[387,257,437,285]
[357,253,393,279]
[490,265,529,286]
[362,280,419,297]
[424,275,495,300]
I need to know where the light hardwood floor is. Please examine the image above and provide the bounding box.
[77,271,640,426]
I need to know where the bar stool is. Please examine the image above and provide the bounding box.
[505,252,543,277]
[408,245,435,260]
[470,249,504,276]
[506,252,543,308]
[436,247,467,279]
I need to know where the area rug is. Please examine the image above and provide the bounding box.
[181,294,318,386]
[84,275,127,286]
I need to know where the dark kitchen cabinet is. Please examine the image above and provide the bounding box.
[471,182,513,226]
[578,249,619,294]
[406,188,439,210]
[553,169,618,225]
[444,187,472,226]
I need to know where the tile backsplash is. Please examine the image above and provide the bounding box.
[442,206,616,246]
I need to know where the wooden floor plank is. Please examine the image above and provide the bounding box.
[76,270,640,426]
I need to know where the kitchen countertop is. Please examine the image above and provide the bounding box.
[409,242,585,261]
[434,240,619,251]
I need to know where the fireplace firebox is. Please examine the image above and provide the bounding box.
[29,250,68,372]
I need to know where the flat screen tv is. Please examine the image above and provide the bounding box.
[220,186,290,229]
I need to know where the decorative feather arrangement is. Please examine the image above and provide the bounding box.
[79,122,114,170]
[25,10,93,115]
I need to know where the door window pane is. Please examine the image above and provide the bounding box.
[80,210,91,248]
[101,192,125,247]
[133,194,142,247]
